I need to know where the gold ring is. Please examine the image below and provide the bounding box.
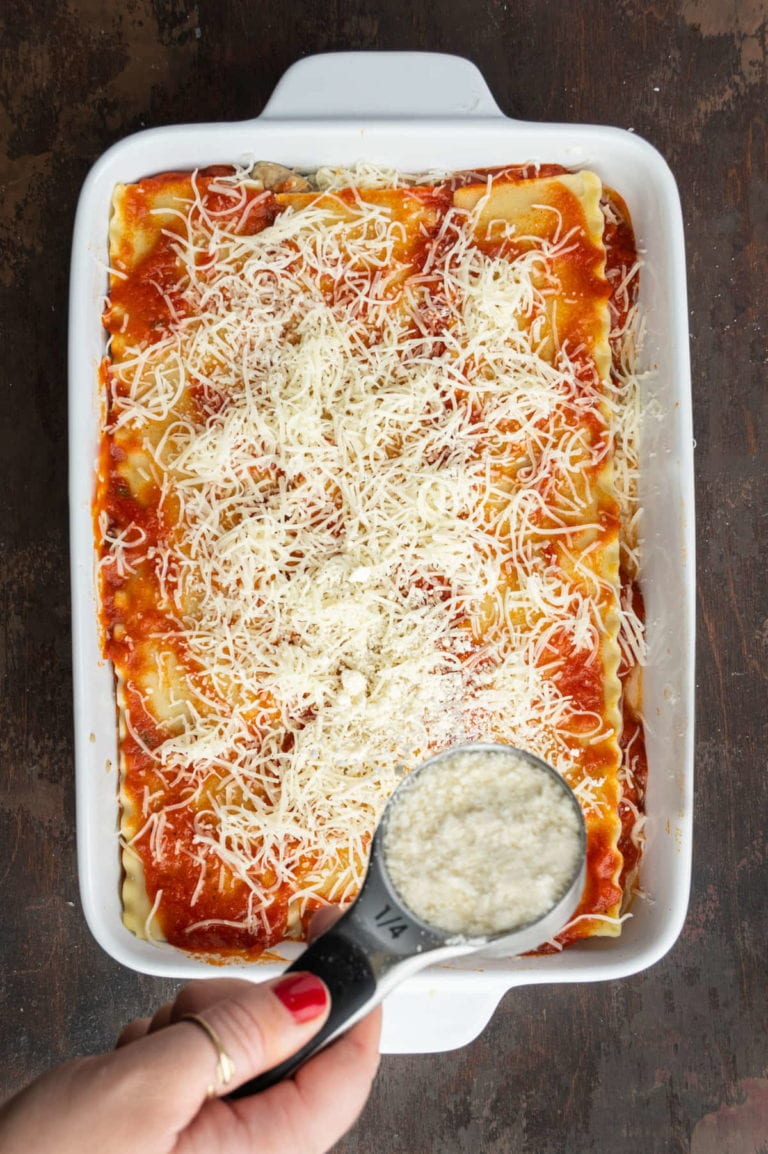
[180,1013,236,1097]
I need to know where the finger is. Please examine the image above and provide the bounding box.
[145,999,177,1034]
[116,1017,151,1048]
[225,1006,382,1154]
[307,905,345,941]
[165,978,262,1023]
[294,1003,382,1115]
[88,972,332,1140]
[116,992,179,1049]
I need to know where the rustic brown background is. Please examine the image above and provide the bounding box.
[1,1,766,1151]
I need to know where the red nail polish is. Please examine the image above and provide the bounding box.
[273,973,329,1023]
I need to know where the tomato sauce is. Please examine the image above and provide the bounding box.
[97,163,646,959]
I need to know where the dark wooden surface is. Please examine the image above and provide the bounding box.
[1,2,766,1151]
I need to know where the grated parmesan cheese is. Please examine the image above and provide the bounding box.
[383,746,583,937]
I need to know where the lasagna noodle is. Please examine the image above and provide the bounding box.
[98,165,632,956]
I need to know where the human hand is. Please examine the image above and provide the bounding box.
[0,971,381,1154]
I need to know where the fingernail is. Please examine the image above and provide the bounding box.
[273,973,329,1023]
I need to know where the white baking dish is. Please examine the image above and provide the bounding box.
[69,52,694,1053]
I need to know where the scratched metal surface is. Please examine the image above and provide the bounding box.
[0,2,766,1151]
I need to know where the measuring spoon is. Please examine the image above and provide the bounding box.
[228,742,586,1097]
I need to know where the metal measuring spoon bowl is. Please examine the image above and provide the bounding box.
[229,742,586,1097]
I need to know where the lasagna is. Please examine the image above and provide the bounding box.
[96,161,646,959]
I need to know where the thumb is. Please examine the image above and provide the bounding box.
[100,973,330,1133]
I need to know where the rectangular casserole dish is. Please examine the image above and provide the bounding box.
[69,51,694,1053]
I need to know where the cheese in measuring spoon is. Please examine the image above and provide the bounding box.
[383,747,583,937]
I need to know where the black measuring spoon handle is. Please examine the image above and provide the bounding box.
[226,928,377,1098]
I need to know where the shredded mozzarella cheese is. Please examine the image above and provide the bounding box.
[106,169,643,928]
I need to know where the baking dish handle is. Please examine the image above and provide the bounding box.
[260,52,504,120]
